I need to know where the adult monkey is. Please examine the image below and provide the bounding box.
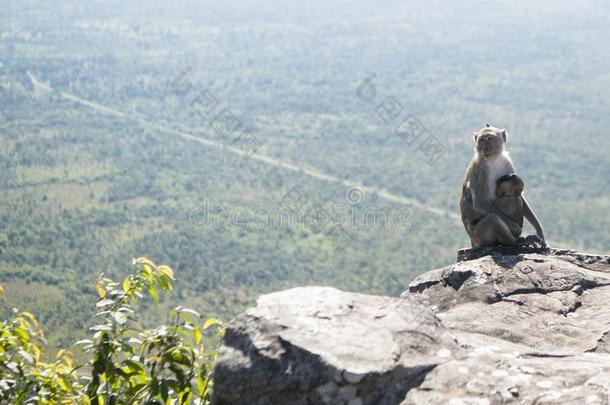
[460,125,546,248]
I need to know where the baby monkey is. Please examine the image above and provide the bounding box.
[494,173,524,238]
[495,173,544,246]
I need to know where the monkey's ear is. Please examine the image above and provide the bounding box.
[501,129,507,142]
[473,132,478,142]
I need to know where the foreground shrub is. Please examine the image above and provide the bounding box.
[0,258,223,404]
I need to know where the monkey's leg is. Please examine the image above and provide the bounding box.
[495,197,523,238]
[472,214,517,247]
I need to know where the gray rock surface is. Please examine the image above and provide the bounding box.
[213,249,610,404]
[456,244,551,262]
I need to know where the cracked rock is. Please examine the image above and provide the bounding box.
[213,287,459,404]
[213,249,610,404]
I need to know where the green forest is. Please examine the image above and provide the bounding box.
[1,0,609,362]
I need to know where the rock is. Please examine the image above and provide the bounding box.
[457,244,551,262]
[213,287,460,404]
[213,249,610,404]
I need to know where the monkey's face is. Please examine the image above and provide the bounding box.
[496,184,523,198]
[474,126,507,159]
[496,175,524,198]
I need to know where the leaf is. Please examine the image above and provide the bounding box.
[123,277,131,293]
[106,282,119,290]
[134,257,157,268]
[111,311,127,325]
[194,326,201,345]
[19,350,33,364]
[124,359,145,376]
[57,375,70,391]
[0,283,4,296]
[127,337,143,345]
[196,374,207,395]
[32,344,41,362]
[203,318,220,330]
[179,388,192,405]
[6,362,19,374]
[14,326,29,345]
[156,274,172,292]
[157,265,174,279]
[93,311,111,318]
[148,285,159,304]
[95,281,106,299]
[20,311,39,327]
[117,305,135,313]
[141,265,154,283]
[61,351,75,368]
[179,308,200,319]
[90,324,112,332]
[161,380,169,403]
[96,299,114,308]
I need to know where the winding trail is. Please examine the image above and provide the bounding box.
[27,71,463,223]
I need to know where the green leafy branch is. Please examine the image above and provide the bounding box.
[1,257,224,404]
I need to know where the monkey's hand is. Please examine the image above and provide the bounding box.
[540,238,549,249]
[525,234,548,249]
[534,231,548,248]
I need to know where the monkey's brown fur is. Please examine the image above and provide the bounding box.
[495,173,524,237]
[460,126,545,248]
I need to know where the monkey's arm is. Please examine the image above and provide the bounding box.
[522,195,545,241]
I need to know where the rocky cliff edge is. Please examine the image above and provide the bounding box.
[212,249,610,404]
